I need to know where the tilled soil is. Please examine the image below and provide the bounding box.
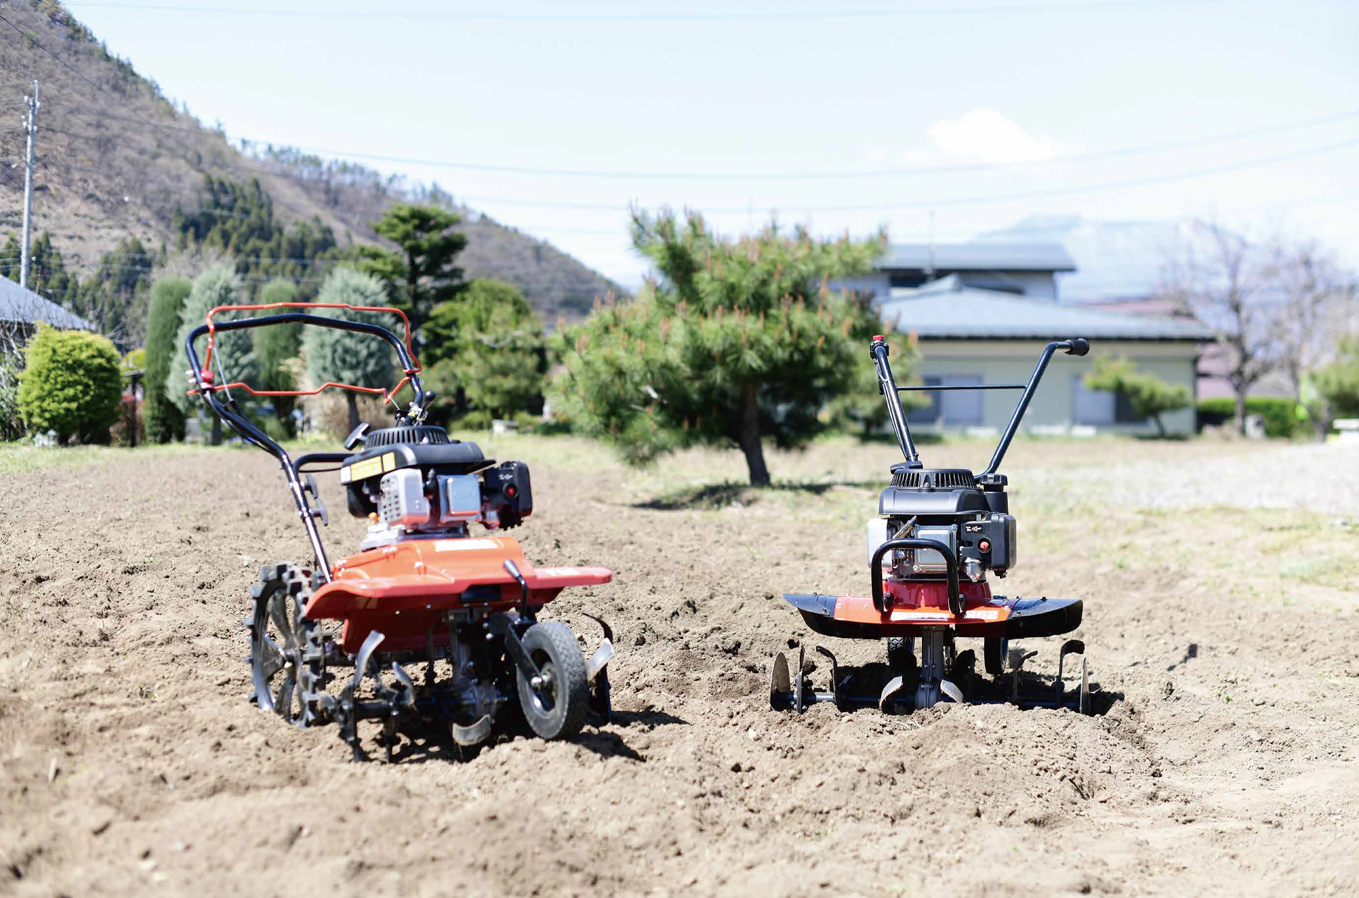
[2,436,1357,896]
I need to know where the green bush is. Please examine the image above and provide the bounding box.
[1314,336,1359,419]
[1197,397,1305,438]
[17,324,124,443]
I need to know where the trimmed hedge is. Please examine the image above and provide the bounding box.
[1197,397,1305,438]
[17,324,124,444]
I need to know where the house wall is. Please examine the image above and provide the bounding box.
[828,270,1059,302]
[908,339,1200,436]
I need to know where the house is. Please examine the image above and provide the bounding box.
[0,277,94,337]
[878,275,1213,436]
[834,242,1077,303]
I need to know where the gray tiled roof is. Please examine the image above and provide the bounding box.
[0,277,94,330]
[880,281,1212,342]
[877,242,1076,273]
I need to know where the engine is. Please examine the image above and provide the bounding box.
[338,425,533,551]
[865,465,1017,584]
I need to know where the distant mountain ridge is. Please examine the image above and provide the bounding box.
[0,1,620,329]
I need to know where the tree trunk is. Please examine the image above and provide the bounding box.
[1233,388,1247,436]
[210,414,222,447]
[347,392,361,432]
[736,383,771,487]
[1152,412,1166,438]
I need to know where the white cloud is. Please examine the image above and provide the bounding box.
[926,109,1061,164]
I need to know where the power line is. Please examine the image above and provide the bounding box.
[437,134,1359,214]
[265,107,1359,182]
[46,101,1359,182]
[62,0,1242,21]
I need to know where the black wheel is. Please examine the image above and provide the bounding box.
[248,563,323,726]
[984,637,1008,677]
[886,636,915,670]
[515,622,588,741]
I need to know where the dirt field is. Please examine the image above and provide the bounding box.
[2,434,1357,896]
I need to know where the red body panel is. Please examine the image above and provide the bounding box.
[305,535,612,653]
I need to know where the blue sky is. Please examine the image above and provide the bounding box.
[63,0,1359,288]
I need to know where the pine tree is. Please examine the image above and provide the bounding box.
[305,268,399,432]
[1083,356,1191,437]
[556,211,884,485]
[424,278,544,422]
[166,265,255,445]
[352,203,467,334]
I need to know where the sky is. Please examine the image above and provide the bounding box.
[58,0,1359,290]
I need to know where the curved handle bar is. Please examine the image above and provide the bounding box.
[185,312,429,415]
[869,336,921,468]
[870,538,962,617]
[981,336,1090,476]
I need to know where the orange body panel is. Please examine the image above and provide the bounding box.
[305,535,611,653]
[835,580,1012,627]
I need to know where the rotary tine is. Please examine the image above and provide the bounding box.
[581,613,615,722]
[1054,639,1086,704]
[1010,649,1038,704]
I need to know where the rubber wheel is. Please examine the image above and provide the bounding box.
[515,622,588,741]
[886,636,915,670]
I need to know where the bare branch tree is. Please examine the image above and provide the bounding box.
[1265,235,1357,406]
[1160,219,1280,435]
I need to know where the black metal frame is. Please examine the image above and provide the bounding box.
[870,538,961,616]
[870,335,1089,476]
[185,313,430,582]
[868,335,1089,612]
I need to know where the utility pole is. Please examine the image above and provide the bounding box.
[19,80,39,291]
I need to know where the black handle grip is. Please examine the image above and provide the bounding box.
[1064,337,1090,356]
[870,538,962,617]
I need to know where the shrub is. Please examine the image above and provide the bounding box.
[1084,356,1192,437]
[144,276,191,443]
[1314,336,1359,419]
[1197,397,1304,438]
[305,268,399,433]
[0,341,24,442]
[17,324,124,443]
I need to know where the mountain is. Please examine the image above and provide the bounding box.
[0,1,620,333]
[973,214,1188,303]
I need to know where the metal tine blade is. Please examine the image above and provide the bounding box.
[1056,639,1086,704]
[769,652,792,711]
[1010,649,1038,704]
[794,646,805,714]
[879,675,907,713]
[391,662,416,709]
[815,646,841,710]
[939,679,964,704]
[1080,658,1091,715]
[350,630,386,691]
[586,639,615,682]
[581,612,614,645]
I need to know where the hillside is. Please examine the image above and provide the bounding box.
[0,1,620,330]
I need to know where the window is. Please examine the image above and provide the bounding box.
[940,375,984,426]
[907,375,941,424]
[1073,374,1147,426]
[1072,374,1114,425]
